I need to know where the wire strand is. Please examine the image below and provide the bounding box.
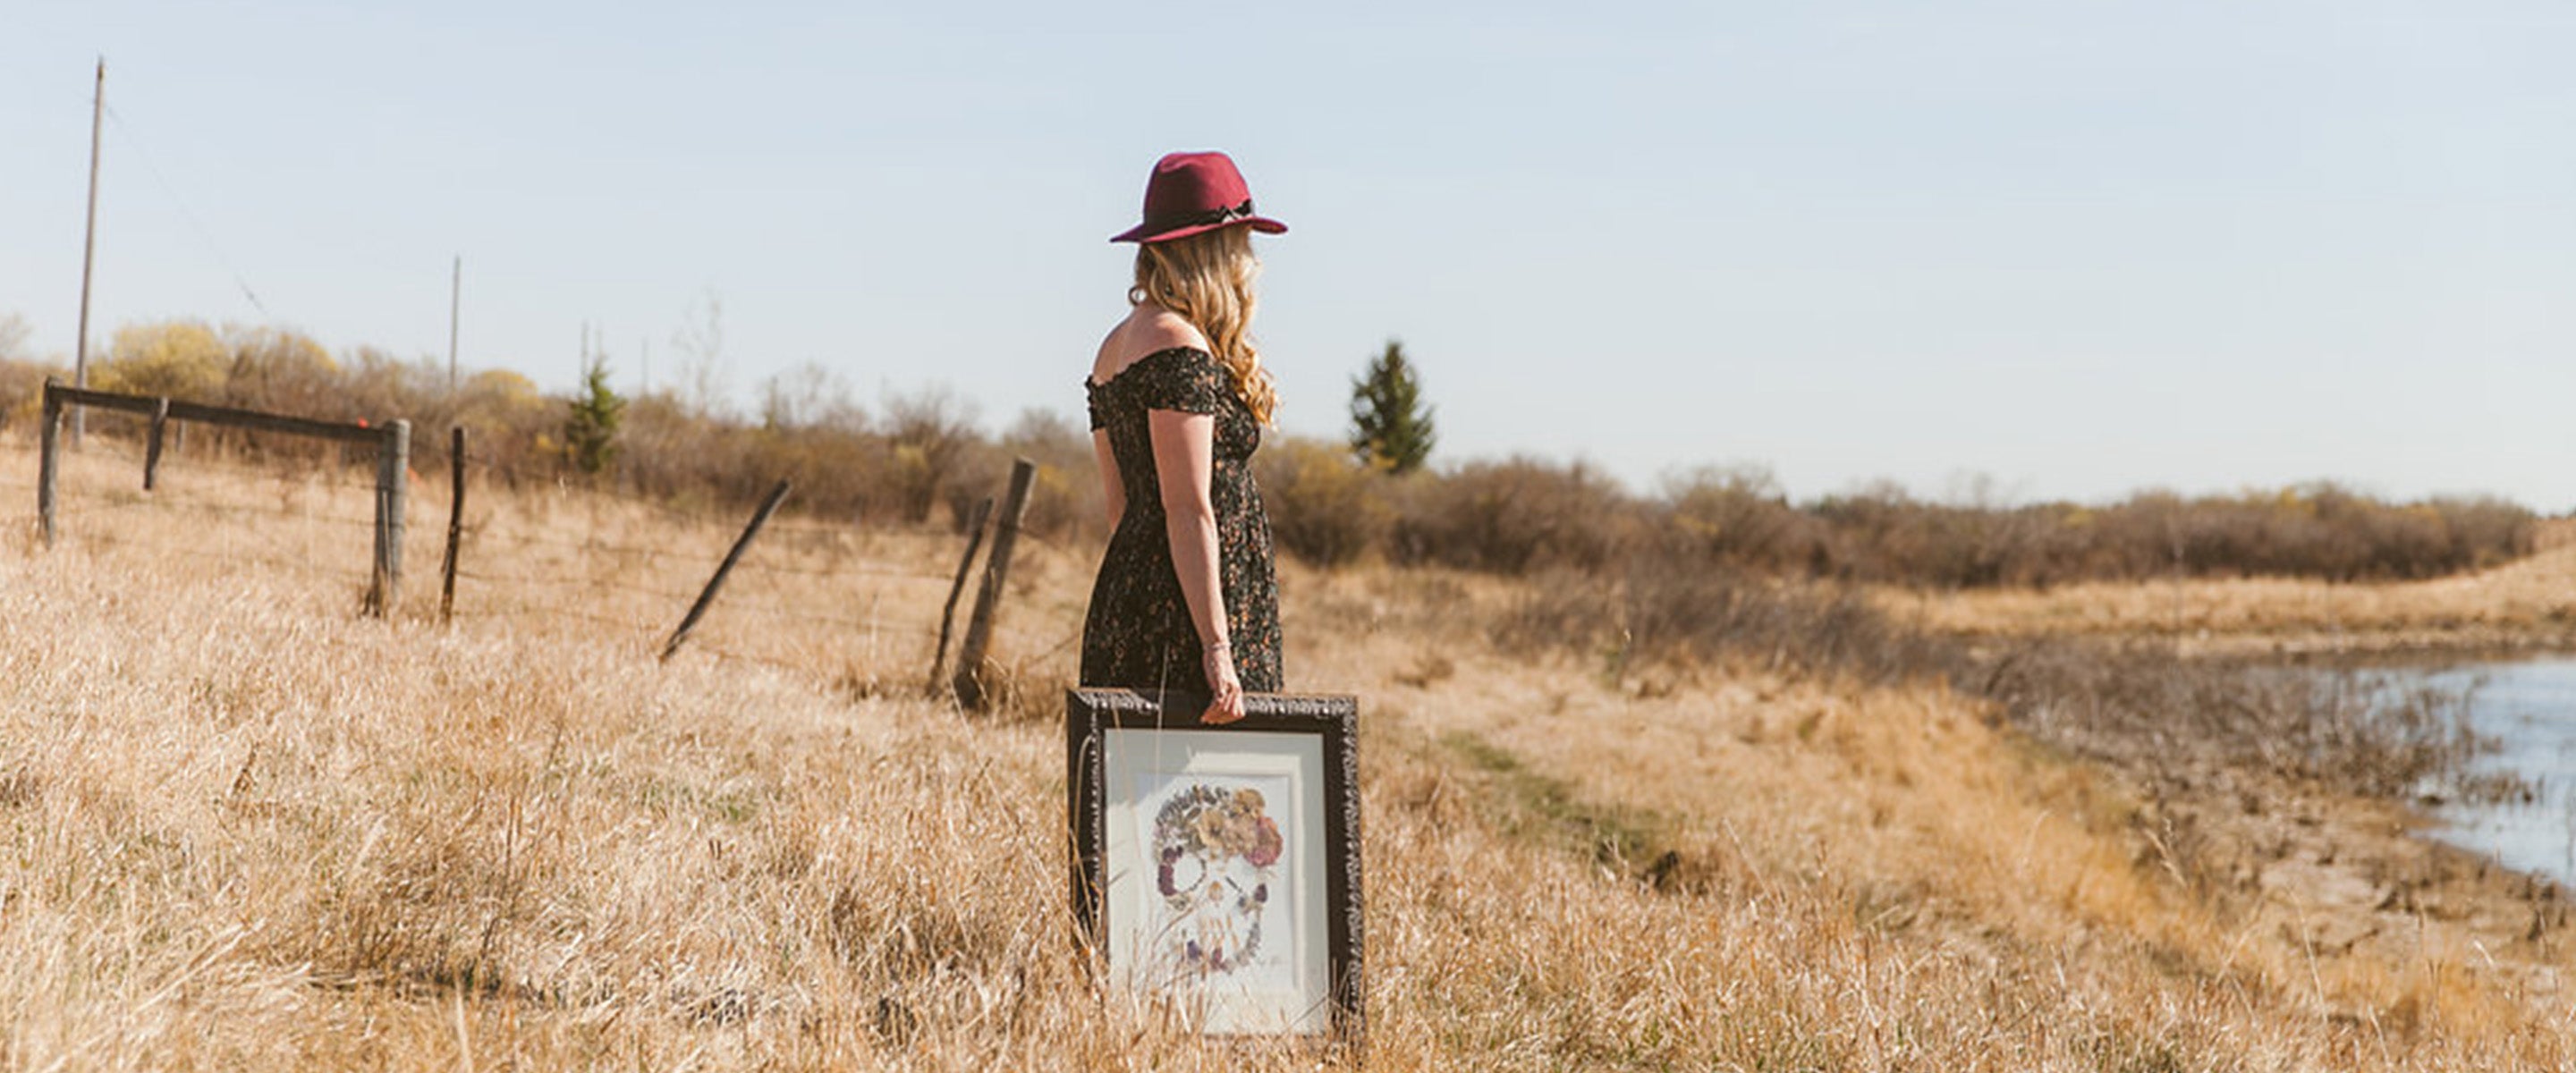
[101,103,274,319]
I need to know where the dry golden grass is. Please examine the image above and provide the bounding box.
[2,439,2571,1069]
[1891,520,2576,655]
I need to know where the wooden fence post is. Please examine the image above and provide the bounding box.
[927,495,996,694]
[952,458,1035,711]
[37,380,61,549]
[662,480,792,663]
[142,396,170,491]
[368,419,411,617]
[34,384,401,580]
[440,426,466,625]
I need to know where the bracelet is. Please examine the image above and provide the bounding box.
[1203,639,1231,654]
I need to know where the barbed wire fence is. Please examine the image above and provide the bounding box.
[13,406,1092,708]
[438,440,1085,703]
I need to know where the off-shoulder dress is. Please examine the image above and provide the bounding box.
[1080,346,1284,694]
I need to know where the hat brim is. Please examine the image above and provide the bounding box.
[1109,216,1288,244]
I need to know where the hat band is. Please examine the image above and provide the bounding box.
[1152,199,1257,232]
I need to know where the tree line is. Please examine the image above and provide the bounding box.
[0,318,2538,588]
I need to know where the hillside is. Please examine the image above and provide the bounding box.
[2,440,2571,1070]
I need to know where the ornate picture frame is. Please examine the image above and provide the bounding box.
[1066,689,1362,1038]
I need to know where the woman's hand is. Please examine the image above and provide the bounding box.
[1200,641,1245,725]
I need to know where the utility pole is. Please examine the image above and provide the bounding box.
[72,58,105,449]
[447,255,461,392]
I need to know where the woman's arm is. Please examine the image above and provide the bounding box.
[1091,429,1125,531]
[1147,409,1243,724]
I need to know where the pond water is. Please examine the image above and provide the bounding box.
[2422,657,2576,886]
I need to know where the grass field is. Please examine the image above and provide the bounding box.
[4,439,2572,1070]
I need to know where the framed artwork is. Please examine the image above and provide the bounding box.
[1067,689,1362,1038]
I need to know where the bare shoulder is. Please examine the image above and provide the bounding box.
[1090,308,1211,385]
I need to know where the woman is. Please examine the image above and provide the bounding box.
[1080,150,1286,725]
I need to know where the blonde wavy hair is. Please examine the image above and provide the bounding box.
[1129,225,1277,424]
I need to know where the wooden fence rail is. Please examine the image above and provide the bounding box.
[38,379,412,616]
[30,387,1055,683]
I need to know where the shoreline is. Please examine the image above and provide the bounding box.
[2131,760,2572,1012]
[1903,568,2576,1019]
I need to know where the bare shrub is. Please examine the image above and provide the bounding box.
[1807,482,2094,587]
[1499,554,1941,689]
[1256,435,1394,567]
[1972,642,2493,797]
[1392,456,1638,573]
[620,394,776,511]
[99,320,230,399]
[0,355,60,432]
[1657,465,1826,573]
[0,312,28,364]
[219,326,342,418]
[883,387,983,526]
[999,408,1102,544]
[757,362,862,433]
[2429,494,2538,570]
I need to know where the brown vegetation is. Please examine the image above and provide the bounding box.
[1256,448,2546,587]
[1503,551,2499,805]
[4,428,2573,1069]
[4,321,2543,593]
[0,324,1097,544]
[3,318,2565,1068]
[1902,520,2576,655]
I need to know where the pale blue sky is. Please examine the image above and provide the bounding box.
[4,1,2571,508]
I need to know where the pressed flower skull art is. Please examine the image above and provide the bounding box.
[1149,782,1287,978]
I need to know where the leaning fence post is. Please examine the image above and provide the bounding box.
[927,495,996,694]
[37,380,62,548]
[440,426,466,625]
[952,458,1036,711]
[142,396,170,491]
[662,479,792,663]
[367,419,411,617]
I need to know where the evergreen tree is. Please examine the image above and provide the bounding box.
[564,355,626,477]
[1348,339,1436,474]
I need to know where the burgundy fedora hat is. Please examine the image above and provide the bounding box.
[1110,150,1288,244]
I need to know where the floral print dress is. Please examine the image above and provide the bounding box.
[1080,347,1284,695]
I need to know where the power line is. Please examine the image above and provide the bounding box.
[101,102,274,320]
